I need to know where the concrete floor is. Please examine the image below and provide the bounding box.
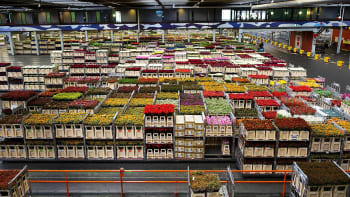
[264,45,350,92]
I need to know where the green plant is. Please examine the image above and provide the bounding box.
[207,174,221,192]
[52,92,83,101]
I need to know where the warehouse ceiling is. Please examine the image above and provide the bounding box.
[0,0,347,9]
[0,0,289,9]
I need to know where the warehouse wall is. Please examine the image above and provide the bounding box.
[121,9,137,23]
[332,29,350,51]
[289,31,314,52]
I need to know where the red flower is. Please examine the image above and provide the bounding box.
[118,86,138,93]
[237,54,252,58]
[65,77,83,82]
[248,91,272,98]
[142,70,158,73]
[86,65,101,68]
[0,91,37,101]
[158,70,174,73]
[272,92,288,98]
[208,61,234,67]
[125,67,141,71]
[70,64,85,68]
[242,119,275,130]
[296,96,314,102]
[62,86,88,93]
[68,100,99,109]
[46,72,66,78]
[255,99,280,106]
[203,91,225,98]
[137,78,158,84]
[274,118,310,130]
[262,111,277,119]
[228,93,253,100]
[175,61,189,65]
[175,69,191,73]
[144,104,175,115]
[256,66,272,70]
[189,59,203,64]
[289,86,312,92]
[331,100,342,107]
[280,97,305,107]
[6,66,21,71]
[248,75,268,79]
[289,106,316,115]
[102,64,117,68]
[125,60,136,63]
[0,63,10,67]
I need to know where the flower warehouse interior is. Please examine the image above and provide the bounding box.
[0,0,350,197]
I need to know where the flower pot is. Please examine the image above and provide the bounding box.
[190,189,205,197]
[207,192,220,197]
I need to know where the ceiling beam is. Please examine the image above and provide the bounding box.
[154,0,165,9]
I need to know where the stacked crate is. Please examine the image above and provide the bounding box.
[54,113,87,160]
[174,115,205,159]
[86,140,114,160]
[0,63,10,91]
[115,105,144,160]
[0,115,26,160]
[0,167,31,197]
[73,50,85,64]
[290,162,349,197]
[7,66,23,91]
[309,123,343,163]
[24,113,56,160]
[237,119,276,175]
[0,139,27,160]
[274,118,310,173]
[145,108,174,160]
[44,72,66,89]
[50,50,63,71]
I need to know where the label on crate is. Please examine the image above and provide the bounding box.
[290,134,299,140]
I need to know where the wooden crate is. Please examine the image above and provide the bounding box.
[255,130,266,140]
[278,147,288,157]
[136,146,144,159]
[311,138,321,152]
[344,136,350,151]
[298,147,308,157]
[332,185,348,197]
[331,137,341,152]
[321,138,331,152]
[117,146,126,159]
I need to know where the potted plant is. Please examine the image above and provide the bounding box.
[207,174,221,197]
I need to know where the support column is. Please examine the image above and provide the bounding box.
[311,30,317,55]
[337,6,345,54]
[111,30,114,42]
[187,29,190,43]
[85,30,88,42]
[137,9,140,43]
[212,29,216,42]
[60,31,64,51]
[337,27,344,55]
[162,29,165,43]
[8,32,14,56]
[34,31,39,56]
[238,29,243,43]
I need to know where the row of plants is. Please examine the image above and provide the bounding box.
[205,98,232,114]
[310,123,344,137]
[84,114,115,125]
[115,107,144,125]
